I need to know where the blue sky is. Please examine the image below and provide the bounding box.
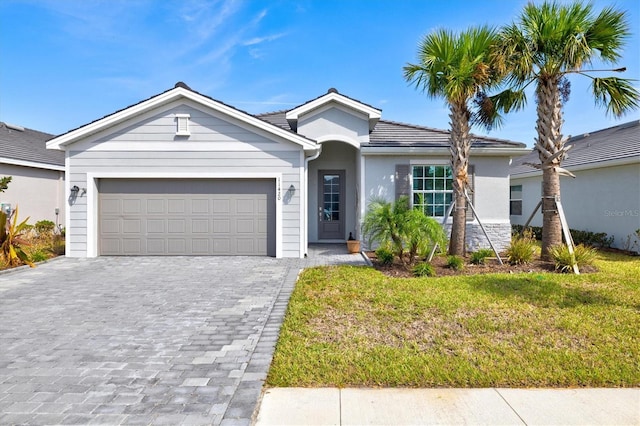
[1,0,638,146]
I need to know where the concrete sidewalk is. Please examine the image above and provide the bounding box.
[254,387,640,425]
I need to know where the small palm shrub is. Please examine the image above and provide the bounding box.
[470,248,493,265]
[375,246,394,266]
[549,244,597,273]
[362,196,447,266]
[0,206,34,268]
[446,255,464,271]
[506,230,536,265]
[413,262,436,277]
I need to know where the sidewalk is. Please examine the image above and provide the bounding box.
[254,387,640,425]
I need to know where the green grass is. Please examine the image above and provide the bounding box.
[267,251,640,388]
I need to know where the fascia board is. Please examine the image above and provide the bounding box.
[0,157,65,171]
[46,87,317,151]
[511,156,640,179]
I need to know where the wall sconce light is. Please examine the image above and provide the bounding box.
[288,184,296,194]
[70,185,80,196]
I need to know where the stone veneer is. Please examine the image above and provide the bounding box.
[443,222,512,253]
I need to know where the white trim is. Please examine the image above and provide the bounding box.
[361,146,529,156]
[84,172,284,258]
[47,87,318,151]
[0,157,65,171]
[410,158,449,165]
[359,152,366,241]
[299,150,305,258]
[64,153,71,256]
[316,134,361,149]
[175,113,191,136]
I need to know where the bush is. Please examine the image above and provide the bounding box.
[505,230,536,265]
[512,225,542,240]
[362,196,447,265]
[446,255,464,271]
[375,247,394,266]
[511,225,613,248]
[35,220,55,236]
[549,244,597,273]
[470,248,493,265]
[413,262,436,277]
[30,249,49,263]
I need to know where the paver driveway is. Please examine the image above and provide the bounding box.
[0,256,308,425]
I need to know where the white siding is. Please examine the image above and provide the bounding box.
[512,163,640,251]
[0,163,65,227]
[66,103,303,258]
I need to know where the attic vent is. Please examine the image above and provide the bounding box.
[175,114,191,136]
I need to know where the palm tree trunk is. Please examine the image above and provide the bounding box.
[535,77,564,259]
[448,103,471,256]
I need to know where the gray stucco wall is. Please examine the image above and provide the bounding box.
[511,162,640,252]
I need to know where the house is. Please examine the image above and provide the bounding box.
[46,83,527,258]
[0,122,65,227]
[509,120,640,252]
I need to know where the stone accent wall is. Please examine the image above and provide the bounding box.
[444,222,512,253]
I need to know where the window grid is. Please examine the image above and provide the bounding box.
[412,165,453,217]
[510,185,523,216]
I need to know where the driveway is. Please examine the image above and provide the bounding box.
[0,256,311,425]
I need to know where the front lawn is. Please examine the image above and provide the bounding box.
[267,251,640,387]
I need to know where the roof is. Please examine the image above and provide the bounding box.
[47,82,318,152]
[510,120,640,176]
[0,122,64,169]
[257,111,526,149]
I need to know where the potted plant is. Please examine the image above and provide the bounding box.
[346,232,360,253]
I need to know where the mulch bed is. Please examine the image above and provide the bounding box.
[365,251,597,278]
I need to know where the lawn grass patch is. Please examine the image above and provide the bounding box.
[267,251,640,387]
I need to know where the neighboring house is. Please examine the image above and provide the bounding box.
[46,83,527,258]
[0,122,65,227]
[510,120,640,252]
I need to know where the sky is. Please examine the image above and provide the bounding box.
[1,0,638,147]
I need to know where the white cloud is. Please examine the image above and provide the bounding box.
[243,32,286,46]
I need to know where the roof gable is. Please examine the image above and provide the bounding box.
[47,83,318,152]
[285,89,381,132]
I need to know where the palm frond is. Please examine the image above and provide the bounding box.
[591,77,640,117]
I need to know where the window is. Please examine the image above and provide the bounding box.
[175,114,191,136]
[510,185,523,215]
[412,165,453,217]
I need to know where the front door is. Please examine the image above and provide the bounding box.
[318,170,345,240]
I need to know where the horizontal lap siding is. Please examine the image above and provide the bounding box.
[67,104,304,257]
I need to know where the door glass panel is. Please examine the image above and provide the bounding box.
[323,174,340,221]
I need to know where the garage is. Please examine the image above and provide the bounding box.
[99,178,276,256]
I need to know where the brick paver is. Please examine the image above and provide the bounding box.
[0,246,366,425]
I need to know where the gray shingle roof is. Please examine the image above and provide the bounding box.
[0,122,63,167]
[257,111,526,149]
[510,120,640,176]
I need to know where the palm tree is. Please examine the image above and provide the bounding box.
[495,1,639,259]
[404,26,505,256]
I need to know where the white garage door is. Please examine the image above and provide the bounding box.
[99,179,275,256]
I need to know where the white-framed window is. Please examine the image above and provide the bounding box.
[412,165,453,217]
[175,114,191,136]
[510,184,523,215]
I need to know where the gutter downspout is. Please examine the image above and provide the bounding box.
[304,145,322,257]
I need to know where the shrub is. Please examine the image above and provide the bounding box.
[362,196,447,265]
[413,262,436,277]
[550,244,597,273]
[0,206,33,268]
[470,248,493,265]
[30,249,49,263]
[505,230,536,265]
[35,220,55,236]
[375,246,394,266]
[446,255,464,271]
[512,225,542,240]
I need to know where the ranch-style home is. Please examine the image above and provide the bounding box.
[510,120,640,252]
[46,82,528,258]
[0,122,65,227]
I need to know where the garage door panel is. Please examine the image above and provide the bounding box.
[99,179,275,256]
